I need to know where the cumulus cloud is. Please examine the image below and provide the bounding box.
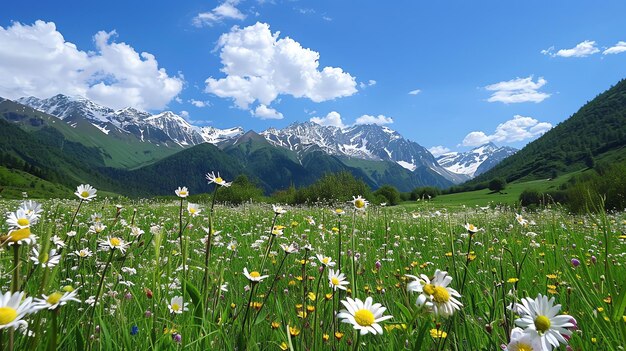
[252,104,283,119]
[485,76,550,104]
[310,111,345,128]
[542,40,600,57]
[190,99,208,107]
[205,22,357,111]
[355,114,393,125]
[428,145,451,157]
[462,115,552,147]
[603,41,626,55]
[408,89,421,95]
[193,0,246,27]
[0,20,182,110]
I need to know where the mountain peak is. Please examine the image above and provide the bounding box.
[437,144,517,177]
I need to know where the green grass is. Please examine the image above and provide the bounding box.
[0,166,71,199]
[402,169,587,209]
[0,190,624,350]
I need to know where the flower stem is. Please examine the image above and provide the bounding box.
[260,213,279,273]
[312,266,325,349]
[253,252,288,325]
[240,283,256,339]
[90,250,115,336]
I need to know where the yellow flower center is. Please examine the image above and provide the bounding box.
[355,199,365,208]
[171,303,180,311]
[534,315,551,333]
[432,286,450,303]
[179,191,187,196]
[17,218,30,227]
[189,208,196,214]
[0,307,18,325]
[322,257,330,264]
[514,343,534,351]
[423,284,435,295]
[47,292,63,305]
[110,237,121,247]
[353,309,375,327]
[9,227,31,242]
[250,271,260,278]
[331,277,340,286]
[81,191,90,198]
[215,177,223,184]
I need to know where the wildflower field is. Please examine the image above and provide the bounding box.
[1,180,625,350]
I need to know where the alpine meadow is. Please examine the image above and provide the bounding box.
[1,1,626,351]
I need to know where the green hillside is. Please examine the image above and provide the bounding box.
[0,100,180,169]
[469,78,626,185]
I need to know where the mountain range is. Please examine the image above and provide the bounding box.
[1,93,518,197]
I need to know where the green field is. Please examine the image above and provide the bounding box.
[0,183,625,350]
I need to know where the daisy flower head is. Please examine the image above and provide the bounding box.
[328,269,349,291]
[334,208,345,216]
[513,293,574,351]
[6,208,38,229]
[337,296,392,335]
[406,269,462,317]
[3,227,37,246]
[206,171,231,187]
[75,184,97,201]
[175,186,189,198]
[243,268,269,283]
[316,254,336,267]
[88,222,106,234]
[73,248,93,258]
[272,205,287,215]
[168,296,188,314]
[19,200,42,217]
[280,243,298,254]
[187,203,201,217]
[30,248,61,268]
[0,291,37,330]
[98,236,130,254]
[35,290,80,310]
[464,223,480,234]
[351,196,369,211]
[506,327,542,351]
[516,214,529,227]
[226,241,237,251]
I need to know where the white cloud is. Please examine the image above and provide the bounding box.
[355,114,393,125]
[190,99,208,107]
[193,0,246,27]
[428,145,451,157]
[542,40,600,58]
[310,111,345,128]
[462,115,552,147]
[0,20,183,110]
[408,89,421,95]
[603,41,626,55]
[205,22,357,109]
[179,110,190,118]
[485,76,550,104]
[359,80,376,89]
[252,104,283,119]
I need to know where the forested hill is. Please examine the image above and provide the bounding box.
[469,78,626,184]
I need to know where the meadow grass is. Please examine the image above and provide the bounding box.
[0,193,625,350]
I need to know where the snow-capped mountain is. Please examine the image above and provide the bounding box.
[198,126,244,144]
[17,94,231,147]
[436,143,517,177]
[261,121,469,184]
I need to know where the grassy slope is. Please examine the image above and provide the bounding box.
[0,166,71,199]
[0,100,181,169]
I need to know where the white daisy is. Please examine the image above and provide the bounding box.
[463,223,480,234]
[337,296,392,335]
[30,248,61,268]
[6,208,38,229]
[506,327,542,351]
[73,248,93,258]
[351,196,369,211]
[50,235,65,249]
[4,227,37,246]
[175,186,189,198]
[0,291,37,330]
[90,213,103,223]
[279,243,298,254]
[516,214,529,227]
[316,254,336,267]
[34,290,80,310]
[75,184,97,201]
[512,293,574,351]
[272,205,287,215]
[406,269,463,317]
[18,200,43,217]
[88,222,106,234]
[130,226,144,237]
[328,269,349,291]
[243,268,269,283]
[187,203,201,217]
[168,296,188,314]
[206,172,231,187]
[98,236,130,254]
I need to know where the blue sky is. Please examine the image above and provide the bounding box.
[1,1,625,155]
